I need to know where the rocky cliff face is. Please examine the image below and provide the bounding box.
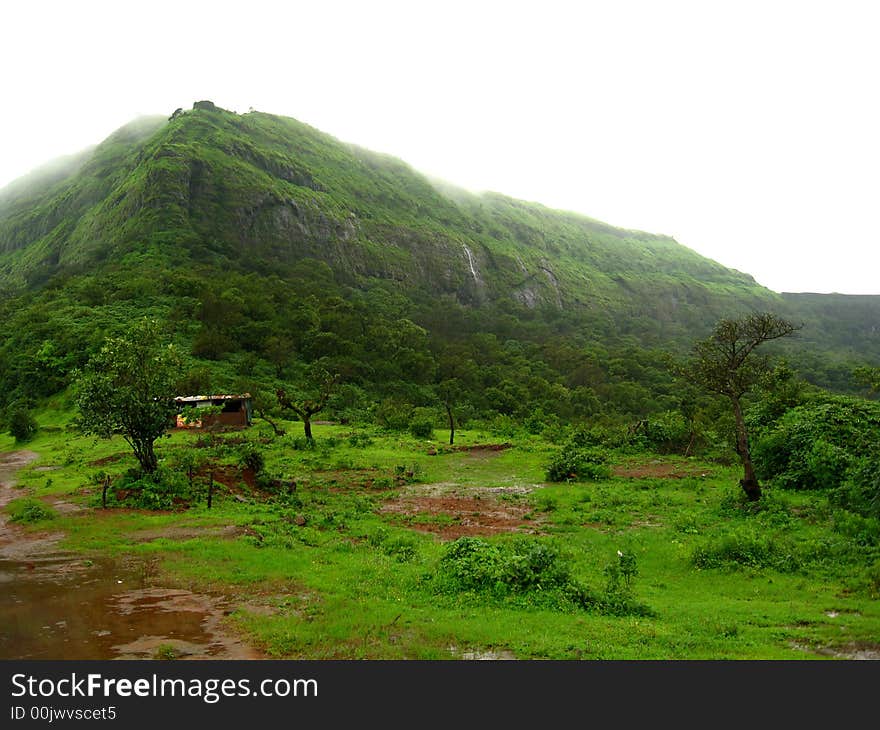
[2,102,877,356]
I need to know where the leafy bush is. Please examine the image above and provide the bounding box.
[546,443,611,482]
[8,406,38,443]
[488,414,522,439]
[289,436,316,451]
[409,419,434,439]
[831,510,880,547]
[524,408,560,435]
[718,488,794,527]
[237,442,265,474]
[154,644,179,660]
[604,549,638,592]
[374,399,412,431]
[432,537,653,616]
[111,467,193,510]
[347,431,374,448]
[639,411,691,454]
[832,454,880,519]
[752,397,880,492]
[436,537,572,595]
[567,424,629,449]
[864,561,880,598]
[394,463,422,483]
[596,549,653,617]
[7,498,55,524]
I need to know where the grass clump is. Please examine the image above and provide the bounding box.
[368,528,419,562]
[692,529,800,572]
[7,497,56,524]
[108,467,194,510]
[154,644,179,660]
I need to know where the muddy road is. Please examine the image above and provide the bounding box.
[0,451,260,660]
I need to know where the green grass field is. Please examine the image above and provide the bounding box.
[3,412,878,660]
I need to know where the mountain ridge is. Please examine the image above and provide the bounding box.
[0,101,877,416]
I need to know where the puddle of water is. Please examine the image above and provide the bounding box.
[0,554,258,660]
[448,644,517,660]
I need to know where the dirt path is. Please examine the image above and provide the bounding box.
[0,450,262,660]
[0,450,54,559]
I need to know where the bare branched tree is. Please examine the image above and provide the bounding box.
[276,368,339,442]
[683,312,801,501]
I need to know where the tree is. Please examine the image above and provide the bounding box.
[437,378,461,445]
[683,312,800,501]
[276,367,338,442]
[252,388,287,437]
[74,320,182,474]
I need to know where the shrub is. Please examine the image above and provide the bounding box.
[433,537,653,616]
[832,453,880,518]
[8,406,38,443]
[524,409,560,435]
[112,467,193,510]
[409,419,434,439]
[436,537,571,595]
[347,432,374,448]
[369,529,419,562]
[237,442,265,474]
[289,436,316,451]
[831,510,880,547]
[640,411,691,454]
[752,397,880,493]
[718,488,794,527]
[546,444,611,482]
[374,399,412,431]
[394,464,422,483]
[487,414,523,439]
[567,424,628,449]
[154,644,179,660]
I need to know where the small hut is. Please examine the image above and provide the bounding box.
[174,394,253,429]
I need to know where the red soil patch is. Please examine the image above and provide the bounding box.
[612,461,711,479]
[379,494,536,539]
[453,443,512,453]
[89,452,128,466]
[202,465,257,490]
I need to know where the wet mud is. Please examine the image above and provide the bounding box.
[0,451,260,660]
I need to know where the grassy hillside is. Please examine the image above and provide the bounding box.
[0,102,877,419]
[3,412,878,659]
[0,103,774,314]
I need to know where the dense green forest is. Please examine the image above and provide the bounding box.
[1,101,878,434]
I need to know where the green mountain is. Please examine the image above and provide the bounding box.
[1,101,878,419]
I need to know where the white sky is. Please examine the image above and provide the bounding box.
[2,0,878,294]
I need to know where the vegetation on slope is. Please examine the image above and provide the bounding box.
[1,102,877,427]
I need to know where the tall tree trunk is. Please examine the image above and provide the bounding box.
[303,416,313,442]
[445,402,455,446]
[730,395,761,501]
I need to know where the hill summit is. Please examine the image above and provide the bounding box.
[0,101,877,416]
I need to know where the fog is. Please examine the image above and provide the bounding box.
[1,0,878,293]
